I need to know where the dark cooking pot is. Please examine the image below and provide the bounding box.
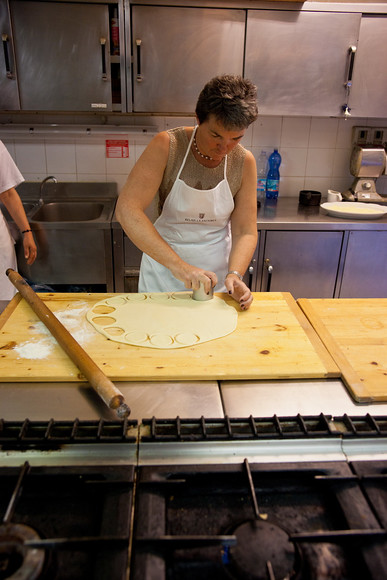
[299,190,321,206]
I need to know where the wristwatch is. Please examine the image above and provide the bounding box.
[226,270,243,281]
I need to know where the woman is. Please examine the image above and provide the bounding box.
[116,75,258,310]
[0,140,37,300]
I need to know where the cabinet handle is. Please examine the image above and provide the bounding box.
[345,45,357,88]
[100,37,107,81]
[264,258,273,292]
[342,46,356,118]
[2,33,13,79]
[248,265,254,290]
[136,39,142,82]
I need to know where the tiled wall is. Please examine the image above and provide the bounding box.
[2,114,387,204]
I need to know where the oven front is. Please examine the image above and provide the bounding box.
[1,415,387,580]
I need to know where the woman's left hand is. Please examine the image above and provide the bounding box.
[224,275,253,310]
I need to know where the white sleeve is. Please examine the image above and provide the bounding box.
[0,140,25,194]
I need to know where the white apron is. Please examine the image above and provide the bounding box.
[0,210,17,300]
[139,127,235,293]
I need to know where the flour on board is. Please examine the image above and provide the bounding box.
[14,302,96,360]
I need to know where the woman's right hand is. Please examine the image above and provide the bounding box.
[171,262,217,294]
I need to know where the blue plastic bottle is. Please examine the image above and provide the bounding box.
[266,149,282,200]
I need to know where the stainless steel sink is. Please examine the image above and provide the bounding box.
[23,202,37,213]
[30,201,104,222]
[14,182,118,291]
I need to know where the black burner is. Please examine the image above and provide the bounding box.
[0,464,135,580]
[0,523,44,580]
[227,519,298,580]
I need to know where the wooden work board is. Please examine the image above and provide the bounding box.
[298,298,387,403]
[0,292,338,383]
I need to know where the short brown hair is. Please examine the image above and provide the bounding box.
[195,74,258,130]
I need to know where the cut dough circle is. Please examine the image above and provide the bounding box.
[86,292,237,349]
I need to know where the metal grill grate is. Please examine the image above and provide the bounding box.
[0,418,138,445]
[140,414,387,442]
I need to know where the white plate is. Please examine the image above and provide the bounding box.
[320,202,387,220]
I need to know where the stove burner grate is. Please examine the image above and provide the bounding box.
[225,518,299,580]
[0,418,137,450]
[0,461,134,579]
[140,414,387,442]
[0,522,45,580]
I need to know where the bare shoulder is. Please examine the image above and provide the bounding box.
[143,131,170,159]
[244,148,256,166]
[241,148,257,180]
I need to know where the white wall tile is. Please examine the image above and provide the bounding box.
[281,117,310,148]
[252,117,282,148]
[45,173,77,182]
[76,173,107,182]
[14,141,46,174]
[336,117,367,148]
[304,177,332,196]
[306,148,335,177]
[115,174,128,192]
[106,154,134,176]
[20,173,46,182]
[279,176,305,197]
[242,123,253,148]
[46,143,76,174]
[280,148,308,177]
[332,148,352,178]
[75,142,106,174]
[365,118,387,127]
[309,118,338,148]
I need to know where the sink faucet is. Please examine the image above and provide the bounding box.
[39,175,57,205]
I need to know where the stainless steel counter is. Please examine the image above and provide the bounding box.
[2,377,387,423]
[220,379,387,417]
[258,197,387,231]
[0,381,224,422]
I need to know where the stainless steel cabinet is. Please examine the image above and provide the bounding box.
[257,230,344,299]
[339,231,387,298]
[130,5,245,113]
[349,16,387,118]
[9,0,114,111]
[112,226,142,293]
[0,0,19,110]
[245,10,361,116]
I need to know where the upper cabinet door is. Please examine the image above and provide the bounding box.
[245,10,361,117]
[349,16,387,118]
[10,0,112,112]
[0,0,20,110]
[131,6,245,113]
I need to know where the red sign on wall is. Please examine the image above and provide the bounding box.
[106,139,129,158]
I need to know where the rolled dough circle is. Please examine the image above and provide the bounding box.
[86,292,237,349]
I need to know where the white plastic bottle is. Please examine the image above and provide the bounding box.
[256,150,268,201]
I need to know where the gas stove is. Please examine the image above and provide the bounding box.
[1,416,387,580]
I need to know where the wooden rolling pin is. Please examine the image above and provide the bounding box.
[6,269,130,419]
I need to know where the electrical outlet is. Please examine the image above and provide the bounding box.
[371,128,385,146]
[352,126,386,146]
[352,126,370,145]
